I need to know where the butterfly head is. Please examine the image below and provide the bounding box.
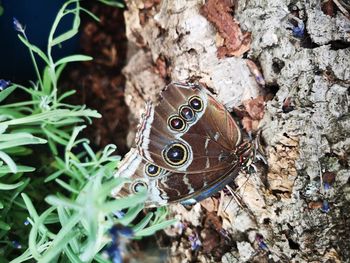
[235,131,267,174]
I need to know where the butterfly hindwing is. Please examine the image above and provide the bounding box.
[113,148,241,206]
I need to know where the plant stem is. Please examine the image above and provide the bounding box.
[21,32,44,90]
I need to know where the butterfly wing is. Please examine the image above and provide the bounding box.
[136,83,242,173]
[113,148,241,207]
[113,83,246,206]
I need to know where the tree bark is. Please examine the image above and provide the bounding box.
[122,0,350,262]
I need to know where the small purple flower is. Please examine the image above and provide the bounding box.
[106,245,122,263]
[323,172,336,190]
[256,234,269,251]
[173,221,185,235]
[12,240,22,249]
[0,79,10,91]
[23,220,30,226]
[323,182,331,191]
[189,232,201,250]
[292,25,304,38]
[109,225,133,243]
[287,14,305,38]
[291,18,305,38]
[13,17,25,33]
[321,200,330,213]
[106,225,133,263]
[258,240,269,251]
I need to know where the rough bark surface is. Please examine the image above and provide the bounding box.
[122,0,350,262]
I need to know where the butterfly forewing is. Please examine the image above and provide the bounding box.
[136,83,241,173]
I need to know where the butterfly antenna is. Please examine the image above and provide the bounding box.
[224,185,245,211]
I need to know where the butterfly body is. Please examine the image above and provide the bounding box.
[113,83,254,207]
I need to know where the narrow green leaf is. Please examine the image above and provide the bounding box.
[21,193,39,221]
[55,54,92,66]
[17,35,50,65]
[44,170,65,183]
[0,220,11,231]
[48,126,71,140]
[66,160,89,181]
[82,142,97,162]
[0,85,17,103]
[4,146,32,155]
[64,246,84,263]
[0,125,7,134]
[118,204,144,226]
[0,150,17,173]
[45,195,82,211]
[66,126,86,152]
[57,207,80,254]
[101,192,148,213]
[132,213,153,233]
[0,137,47,150]
[0,181,23,190]
[42,66,52,95]
[0,165,35,174]
[28,207,56,261]
[38,213,81,263]
[56,63,67,83]
[47,138,58,156]
[57,90,76,102]
[135,219,177,237]
[44,117,83,126]
[80,8,100,22]
[0,110,70,126]
[43,127,68,145]
[51,28,78,47]
[0,132,40,141]
[55,179,80,194]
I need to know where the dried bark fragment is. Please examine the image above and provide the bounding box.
[267,137,299,193]
[242,96,265,120]
[201,0,251,57]
[200,197,219,212]
[246,59,266,86]
[155,55,168,79]
[234,95,266,133]
[322,0,335,16]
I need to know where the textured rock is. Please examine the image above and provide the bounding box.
[122,0,350,262]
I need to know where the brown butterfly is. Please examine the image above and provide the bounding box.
[113,82,257,207]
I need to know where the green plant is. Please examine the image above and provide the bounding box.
[0,0,175,262]
[1,2,99,258]
[10,126,175,263]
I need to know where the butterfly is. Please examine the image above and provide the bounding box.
[113,82,258,207]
